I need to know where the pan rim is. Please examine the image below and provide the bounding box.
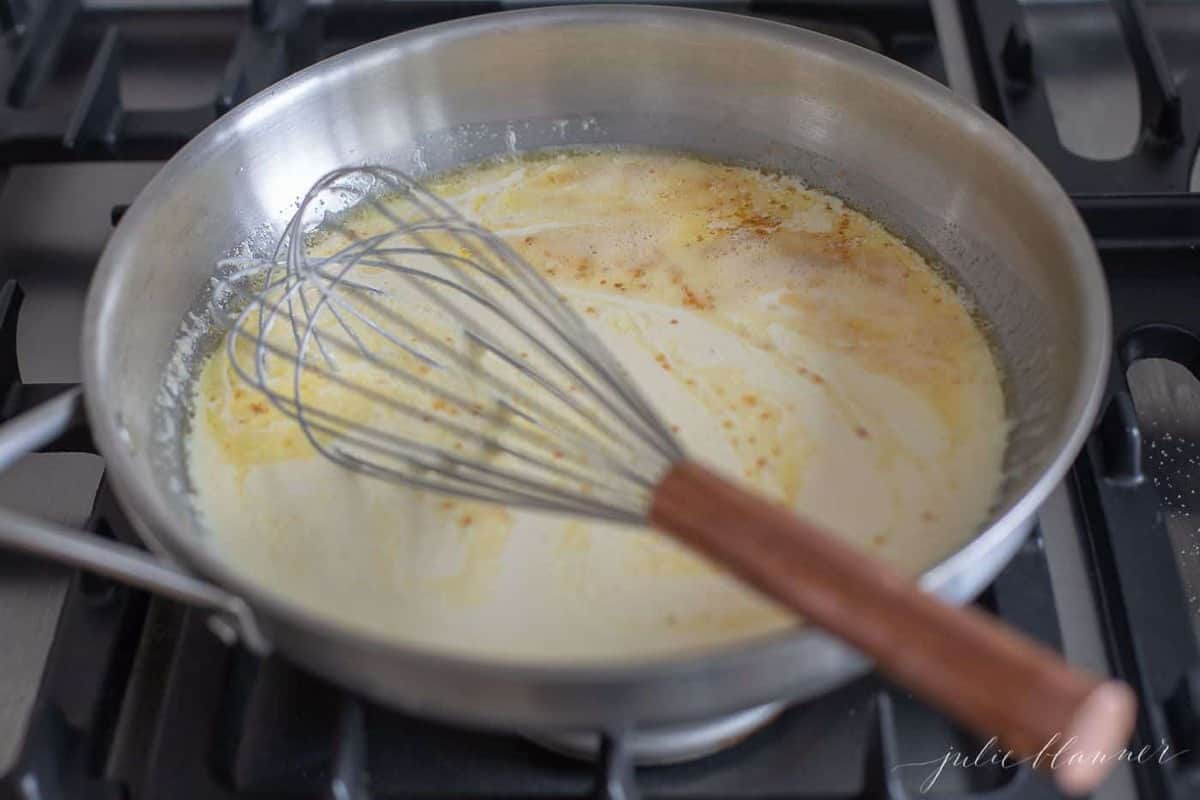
[79,4,1110,724]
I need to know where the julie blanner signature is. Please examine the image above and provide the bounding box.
[893,734,1188,793]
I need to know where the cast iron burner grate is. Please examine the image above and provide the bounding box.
[961,0,1200,193]
[0,0,944,162]
[1068,194,1200,800]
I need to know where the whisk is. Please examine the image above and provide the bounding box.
[214,166,1132,796]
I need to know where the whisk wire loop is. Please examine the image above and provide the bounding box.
[210,166,683,520]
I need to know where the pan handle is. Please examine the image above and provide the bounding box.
[0,387,269,653]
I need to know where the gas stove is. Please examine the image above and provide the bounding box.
[0,2,1197,799]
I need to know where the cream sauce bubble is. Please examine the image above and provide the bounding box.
[187,150,1007,663]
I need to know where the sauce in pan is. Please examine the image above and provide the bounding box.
[187,150,1007,662]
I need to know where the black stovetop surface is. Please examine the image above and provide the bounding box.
[2,2,1199,799]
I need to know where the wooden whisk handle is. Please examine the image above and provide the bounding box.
[649,461,1136,797]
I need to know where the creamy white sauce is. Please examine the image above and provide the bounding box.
[187,150,1007,663]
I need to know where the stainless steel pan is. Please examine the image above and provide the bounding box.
[0,6,1110,733]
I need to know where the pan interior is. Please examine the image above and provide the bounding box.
[173,144,1011,663]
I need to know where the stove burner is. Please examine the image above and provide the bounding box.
[527,702,785,766]
[962,0,1200,193]
[1069,193,1200,800]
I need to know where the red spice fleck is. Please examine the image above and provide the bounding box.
[670,319,679,325]
[854,426,870,439]
[460,515,474,528]
[681,285,713,310]
[249,402,267,414]
[756,457,767,468]
[739,213,781,237]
